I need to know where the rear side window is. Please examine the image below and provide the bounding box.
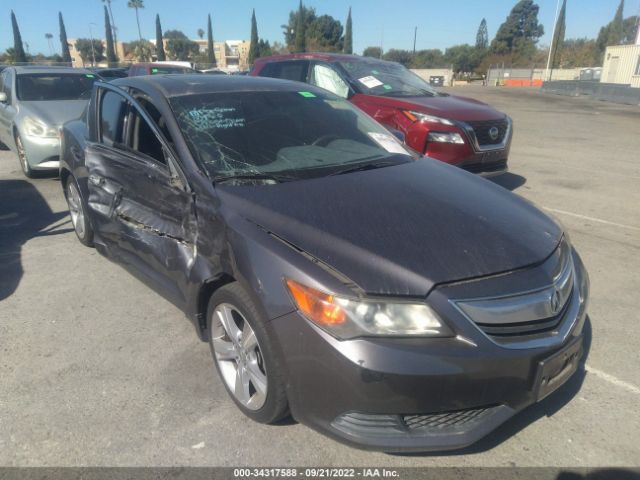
[259,61,308,82]
[100,90,128,147]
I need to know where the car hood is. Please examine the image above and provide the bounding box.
[360,93,505,122]
[20,100,87,127]
[217,160,562,297]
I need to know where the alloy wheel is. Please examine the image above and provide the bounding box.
[66,181,86,239]
[211,303,268,410]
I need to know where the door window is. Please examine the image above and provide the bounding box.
[127,107,167,165]
[1,70,13,104]
[309,64,349,98]
[100,90,127,147]
[259,61,308,82]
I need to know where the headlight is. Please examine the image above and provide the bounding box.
[285,278,453,339]
[428,132,465,144]
[403,110,454,126]
[23,117,58,138]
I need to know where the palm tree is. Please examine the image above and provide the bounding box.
[101,0,118,46]
[45,33,54,56]
[197,28,205,39]
[127,0,145,41]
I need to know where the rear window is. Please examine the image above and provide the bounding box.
[258,61,308,82]
[16,73,96,101]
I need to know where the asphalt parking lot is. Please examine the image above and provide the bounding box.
[1,85,639,467]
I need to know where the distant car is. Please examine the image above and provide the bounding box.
[128,63,199,76]
[90,67,129,81]
[60,75,589,453]
[0,66,97,177]
[252,53,512,175]
[200,68,228,75]
[429,75,445,87]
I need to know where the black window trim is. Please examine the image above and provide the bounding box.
[94,81,190,191]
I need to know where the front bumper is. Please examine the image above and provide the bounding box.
[269,249,588,452]
[21,135,60,170]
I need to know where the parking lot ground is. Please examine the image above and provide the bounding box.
[0,86,639,467]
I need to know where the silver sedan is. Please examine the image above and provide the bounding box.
[0,66,97,177]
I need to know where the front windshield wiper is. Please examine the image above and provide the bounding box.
[213,172,296,184]
[329,160,401,176]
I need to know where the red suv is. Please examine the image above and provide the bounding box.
[252,54,512,175]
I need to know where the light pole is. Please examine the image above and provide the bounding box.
[544,0,562,82]
[89,22,97,66]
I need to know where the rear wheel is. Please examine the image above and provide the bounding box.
[65,175,94,247]
[15,133,34,178]
[207,283,289,424]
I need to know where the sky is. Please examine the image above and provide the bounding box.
[2,0,640,56]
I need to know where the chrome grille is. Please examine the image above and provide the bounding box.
[467,118,509,146]
[453,240,576,342]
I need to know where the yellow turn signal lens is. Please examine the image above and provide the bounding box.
[285,279,346,325]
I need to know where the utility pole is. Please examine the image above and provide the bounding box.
[544,0,562,82]
[413,26,417,55]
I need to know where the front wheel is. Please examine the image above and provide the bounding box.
[207,283,289,424]
[15,133,34,178]
[65,175,94,247]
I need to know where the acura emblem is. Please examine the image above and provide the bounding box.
[550,289,561,314]
[489,126,500,140]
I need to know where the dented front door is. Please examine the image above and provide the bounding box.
[112,156,196,307]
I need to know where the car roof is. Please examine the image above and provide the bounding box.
[254,52,395,66]
[13,65,95,75]
[111,74,329,98]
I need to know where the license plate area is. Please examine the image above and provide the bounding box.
[534,336,583,402]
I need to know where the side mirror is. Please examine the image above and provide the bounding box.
[0,92,7,103]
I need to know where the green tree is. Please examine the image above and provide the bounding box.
[11,11,27,64]
[307,15,343,52]
[101,0,118,46]
[362,46,382,58]
[125,39,153,61]
[155,14,166,61]
[165,30,198,61]
[476,18,488,49]
[444,44,482,73]
[294,0,307,52]
[248,9,260,64]
[207,14,216,66]
[258,39,272,58]
[282,3,314,50]
[105,5,118,64]
[128,0,145,42]
[75,38,105,66]
[558,38,600,67]
[59,12,72,64]
[382,49,412,66]
[623,16,639,44]
[549,0,566,69]
[597,0,629,57]
[491,0,544,58]
[197,28,205,39]
[410,48,445,68]
[343,7,353,54]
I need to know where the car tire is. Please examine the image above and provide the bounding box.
[207,282,289,424]
[64,175,94,247]
[15,133,34,178]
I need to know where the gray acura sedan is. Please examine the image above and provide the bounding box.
[60,75,589,452]
[0,66,97,177]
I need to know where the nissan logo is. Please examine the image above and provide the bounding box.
[550,289,561,314]
[489,126,500,140]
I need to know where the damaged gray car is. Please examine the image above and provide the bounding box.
[60,75,589,452]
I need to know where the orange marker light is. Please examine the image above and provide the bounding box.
[285,279,346,325]
[402,110,418,122]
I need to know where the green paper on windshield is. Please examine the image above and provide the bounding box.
[383,84,392,90]
[85,74,95,78]
[298,91,316,98]
[151,68,159,73]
